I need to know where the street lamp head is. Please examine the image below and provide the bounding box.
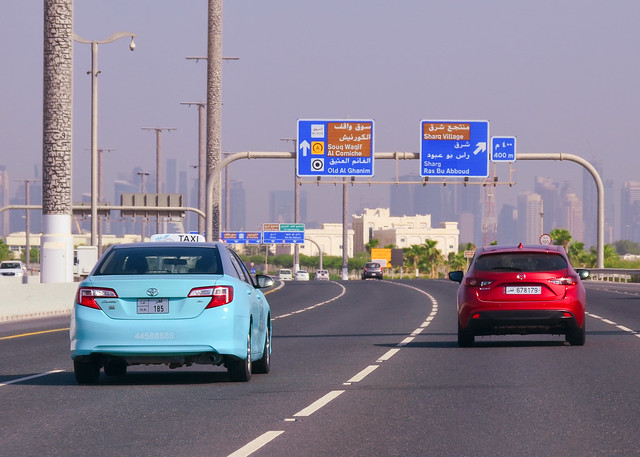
[129,36,136,51]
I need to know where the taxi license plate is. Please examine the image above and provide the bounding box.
[137,298,169,314]
[505,286,541,295]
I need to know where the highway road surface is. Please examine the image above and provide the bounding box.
[1,279,639,456]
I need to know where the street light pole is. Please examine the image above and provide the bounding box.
[73,31,136,249]
[180,102,206,234]
[137,171,150,241]
[142,127,176,233]
[281,137,300,273]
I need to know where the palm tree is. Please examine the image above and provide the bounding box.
[550,228,572,251]
[404,244,425,277]
[422,239,442,278]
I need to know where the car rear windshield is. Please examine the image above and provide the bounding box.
[474,252,568,272]
[366,263,381,268]
[1,262,21,269]
[94,246,223,275]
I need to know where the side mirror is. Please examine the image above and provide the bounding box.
[449,270,464,283]
[255,274,274,289]
[576,269,590,280]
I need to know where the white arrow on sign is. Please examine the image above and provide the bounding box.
[473,142,487,155]
[299,140,310,157]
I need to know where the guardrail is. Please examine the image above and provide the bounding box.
[588,268,640,283]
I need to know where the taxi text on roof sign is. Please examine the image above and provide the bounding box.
[297,119,374,177]
[149,233,206,242]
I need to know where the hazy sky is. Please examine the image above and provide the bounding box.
[1,1,639,233]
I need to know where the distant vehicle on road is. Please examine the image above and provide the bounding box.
[0,260,26,277]
[448,244,589,347]
[295,270,310,281]
[278,269,293,281]
[361,262,383,280]
[315,269,330,280]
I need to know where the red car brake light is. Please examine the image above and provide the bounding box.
[549,276,579,286]
[76,287,118,309]
[464,278,494,287]
[189,286,234,309]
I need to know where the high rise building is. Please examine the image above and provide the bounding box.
[517,192,543,244]
[497,204,518,245]
[228,180,246,230]
[621,181,640,243]
[0,166,9,237]
[560,184,584,242]
[269,190,307,225]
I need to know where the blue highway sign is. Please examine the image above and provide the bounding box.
[491,136,516,162]
[297,119,374,177]
[420,120,490,178]
[221,231,262,244]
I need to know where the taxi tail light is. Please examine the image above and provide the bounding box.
[189,286,234,308]
[76,287,118,310]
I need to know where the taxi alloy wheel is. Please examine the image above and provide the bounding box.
[253,322,271,374]
[229,330,252,382]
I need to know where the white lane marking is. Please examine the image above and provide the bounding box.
[231,281,440,457]
[273,282,346,321]
[586,312,638,336]
[0,369,64,387]
[227,431,285,457]
[377,348,400,362]
[346,365,378,384]
[293,390,345,417]
[398,336,415,346]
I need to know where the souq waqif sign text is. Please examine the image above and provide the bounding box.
[297,119,374,177]
[420,120,489,178]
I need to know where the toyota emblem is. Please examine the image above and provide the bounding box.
[146,288,159,297]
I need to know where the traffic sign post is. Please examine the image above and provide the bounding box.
[221,231,262,244]
[420,120,489,178]
[262,223,305,244]
[491,136,516,162]
[297,119,374,177]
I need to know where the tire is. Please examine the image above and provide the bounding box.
[458,321,475,347]
[229,330,252,382]
[566,321,586,346]
[253,322,271,374]
[74,359,100,385]
[104,360,127,377]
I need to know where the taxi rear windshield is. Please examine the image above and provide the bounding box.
[94,246,222,275]
[474,252,568,272]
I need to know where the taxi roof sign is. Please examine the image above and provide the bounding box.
[149,233,206,242]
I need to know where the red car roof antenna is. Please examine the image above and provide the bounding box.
[518,243,524,248]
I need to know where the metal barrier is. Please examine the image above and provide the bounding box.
[588,268,640,283]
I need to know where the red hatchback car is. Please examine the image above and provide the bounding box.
[449,244,589,347]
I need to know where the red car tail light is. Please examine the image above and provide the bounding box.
[76,287,118,309]
[549,276,578,286]
[464,278,494,287]
[189,286,234,309]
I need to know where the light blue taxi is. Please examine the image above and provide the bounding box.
[70,234,273,384]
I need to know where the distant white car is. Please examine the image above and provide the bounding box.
[277,268,293,281]
[0,260,26,277]
[315,269,330,280]
[295,270,310,281]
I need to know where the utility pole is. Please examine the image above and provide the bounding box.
[137,171,150,241]
[281,138,300,273]
[180,102,206,234]
[97,147,114,255]
[16,179,39,278]
[142,127,175,233]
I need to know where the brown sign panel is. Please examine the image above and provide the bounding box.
[326,122,372,158]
